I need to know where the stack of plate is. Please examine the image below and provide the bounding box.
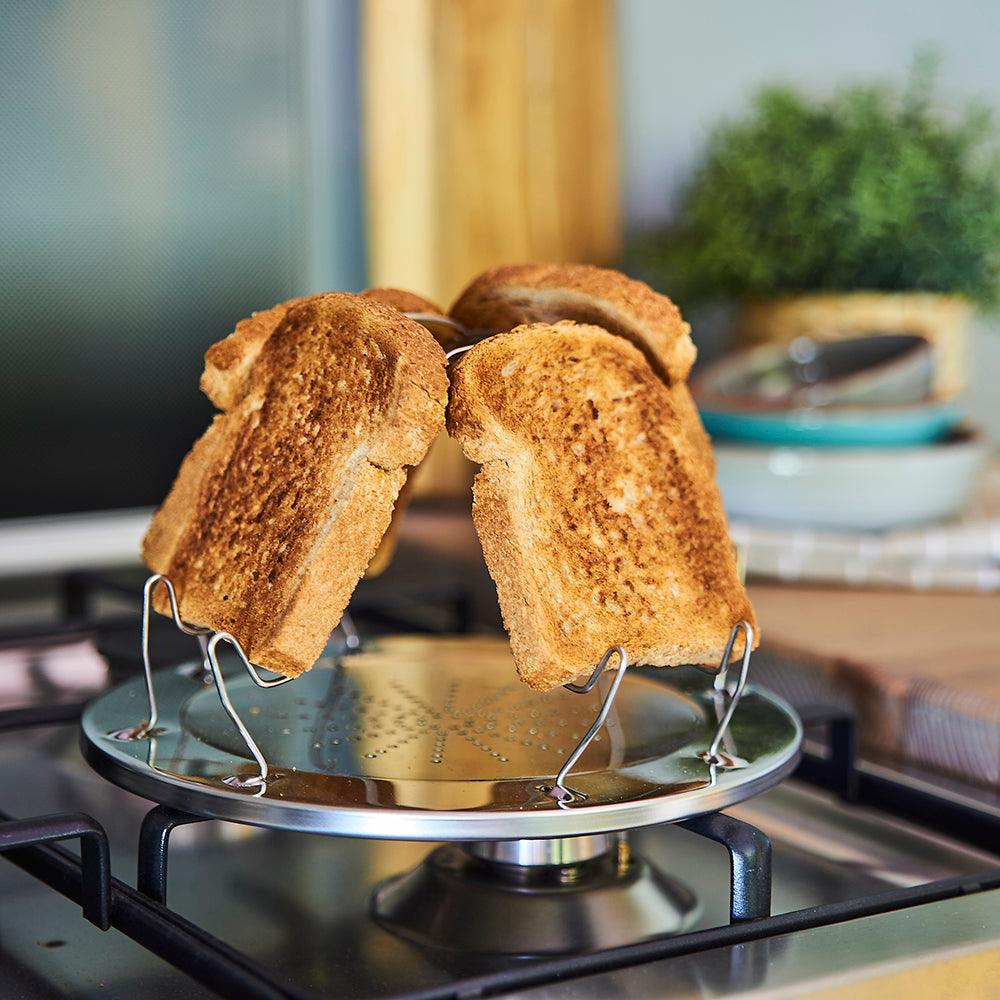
[693,335,987,531]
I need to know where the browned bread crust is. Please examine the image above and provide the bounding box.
[449,263,697,384]
[201,287,447,581]
[200,297,305,411]
[362,285,468,354]
[448,321,755,691]
[202,290,445,414]
[359,286,443,315]
[143,293,448,676]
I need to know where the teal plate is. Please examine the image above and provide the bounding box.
[698,398,961,447]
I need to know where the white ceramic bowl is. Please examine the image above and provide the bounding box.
[714,428,988,531]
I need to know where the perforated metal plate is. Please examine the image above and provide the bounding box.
[81,635,801,840]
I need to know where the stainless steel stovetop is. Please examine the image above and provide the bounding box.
[1,562,998,999]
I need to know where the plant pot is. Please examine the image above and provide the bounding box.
[735,292,972,397]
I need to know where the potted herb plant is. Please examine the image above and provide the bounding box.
[634,59,1000,395]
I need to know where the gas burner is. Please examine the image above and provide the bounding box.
[372,835,700,955]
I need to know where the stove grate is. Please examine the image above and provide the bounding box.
[1,797,997,1000]
[0,811,110,928]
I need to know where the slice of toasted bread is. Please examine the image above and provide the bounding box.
[448,321,755,691]
[143,293,448,676]
[200,286,447,581]
[449,263,696,384]
[359,286,443,315]
[202,289,445,414]
[362,285,468,354]
[449,262,716,482]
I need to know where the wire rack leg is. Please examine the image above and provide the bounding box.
[338,609,360,651]
[706,621,755,763]
[125,574,292,789]
[139,575,163,734]
[547,620,755,803]
[545,646,629,802]
[204,633,274,789]
[115,574,212,741]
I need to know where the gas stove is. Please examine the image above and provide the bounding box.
[1,549,998,999]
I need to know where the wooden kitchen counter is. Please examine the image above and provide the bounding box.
[749,582,1000,695]
[749,582,1000,789]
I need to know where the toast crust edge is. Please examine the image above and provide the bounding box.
[448,321,756,690]
[450,263,696,383]
[143,293,448,676]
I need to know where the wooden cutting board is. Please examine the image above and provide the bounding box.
[749,583,1000,787]
[361,0,620,306]
[361,0,621,499]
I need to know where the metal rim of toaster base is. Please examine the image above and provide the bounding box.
[80,638,803,841]
[80,729,802,840]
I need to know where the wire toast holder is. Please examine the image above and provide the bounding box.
[118,316,755,797]
[120,573,755,801]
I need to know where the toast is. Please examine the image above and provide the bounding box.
[359,286,443,316]
[143,293,448,676]
[202,290,443,414]
[450,263,715,478]
[201,296,304,411]
[449,263,697,384]
[448,322,755,690]
[362,286,467,354]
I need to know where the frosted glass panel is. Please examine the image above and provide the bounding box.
[1,1,363,517]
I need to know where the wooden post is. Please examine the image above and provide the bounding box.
[362,0,621,495]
